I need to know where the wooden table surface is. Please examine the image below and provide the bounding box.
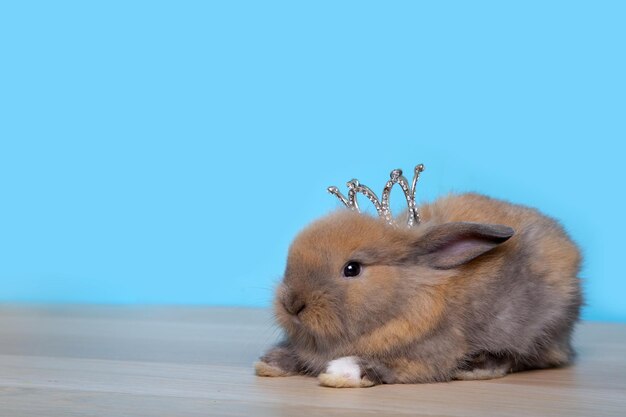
[0,305,624,417]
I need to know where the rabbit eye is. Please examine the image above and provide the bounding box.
[343,261,362,278]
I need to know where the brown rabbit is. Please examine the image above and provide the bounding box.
[255,192,582,388]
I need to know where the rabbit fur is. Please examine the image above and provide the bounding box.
[255,193,582,387]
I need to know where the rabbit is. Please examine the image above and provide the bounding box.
[255,192,582,388]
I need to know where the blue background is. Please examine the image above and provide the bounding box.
[1,1,624,321]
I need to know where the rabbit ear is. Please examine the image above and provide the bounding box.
[413,222,514,269]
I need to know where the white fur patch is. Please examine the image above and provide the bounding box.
[325,356,361,382]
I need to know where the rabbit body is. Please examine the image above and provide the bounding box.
[255,193,582,387]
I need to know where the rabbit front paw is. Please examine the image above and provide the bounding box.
[255,344,300,377]
[318,356,375,388]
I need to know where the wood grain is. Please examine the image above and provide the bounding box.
[0,305,624,416]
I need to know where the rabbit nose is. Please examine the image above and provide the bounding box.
[283,294,306,316]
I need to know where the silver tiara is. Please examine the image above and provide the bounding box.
[327,164,425,228]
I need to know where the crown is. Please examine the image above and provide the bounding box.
[327,164,425,228]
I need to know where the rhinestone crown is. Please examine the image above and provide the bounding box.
[327,164,425,228]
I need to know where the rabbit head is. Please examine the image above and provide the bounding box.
[274,209,515,354]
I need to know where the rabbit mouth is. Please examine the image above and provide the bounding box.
[275,285,346,343]
[274,296,305,330]
[289,311,304,326]
[286,303,310,329]
[277,303,315,333]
